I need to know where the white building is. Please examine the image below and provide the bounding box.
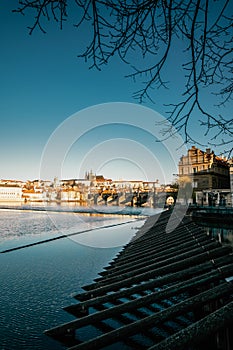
[22,189,45,202]
[0,185,22,201]
[60,189,81,201]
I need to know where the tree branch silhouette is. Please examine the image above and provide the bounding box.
[13,0,233,157]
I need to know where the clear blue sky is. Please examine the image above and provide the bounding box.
[0,2,232,183]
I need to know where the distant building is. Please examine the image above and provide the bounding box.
[60,188,81,201]
[229,159,233,205]
[22,188,44,202]
[0,179,25,187]
[179,146,230,190]
[85,170,96,182]
[178,146,231,206]
[0,184,22,201]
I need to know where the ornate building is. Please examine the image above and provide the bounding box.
[179,146,230,190]
[178,146,231,206]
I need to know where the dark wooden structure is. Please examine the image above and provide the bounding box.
[190,206,233,225]
[45,209,233,349]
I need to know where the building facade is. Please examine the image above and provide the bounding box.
[178,146,231,206]
[0,185,22,201]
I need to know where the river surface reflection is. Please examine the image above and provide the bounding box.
[197,221,233,248]
[0,207,162,350]
[0,209,148,350]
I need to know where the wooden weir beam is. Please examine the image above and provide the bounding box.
[102,221,203,263]
[94,299,164,348]
[93,240,219,284]
[112,213,187,253]
[102,235,210,274]
[74,246,231,301]
[148,300,233,350]
[66,255,233,313]
[50,282,233,350]
[49,264,233,333]
[109,229,205,266]
[112,220,200,263]
[82,243,229,292]
[116,221,201,253]
[96,237,215,281]
[44,210,233,350]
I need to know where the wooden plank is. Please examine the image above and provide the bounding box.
[148,300,233,350]
[104,234,209,273]
[97,237,214,280]
[44,210,233,350]
[78,246,232,299]
[107,231,207,268]
[67,258,233,317]
[84,241,221,289]
[69,255,233,313]
[61,282,233,350]
[119,224,201,254]
[49,264,233,334]
[113,221,202,261]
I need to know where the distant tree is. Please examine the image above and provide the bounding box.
[13,1,233,156]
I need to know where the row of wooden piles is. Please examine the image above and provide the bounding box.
[45,209,233,350]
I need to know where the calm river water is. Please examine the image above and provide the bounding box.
[0,207,157,350]
[1,206,231,350]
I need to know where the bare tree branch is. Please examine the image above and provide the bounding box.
[13,0,233,156]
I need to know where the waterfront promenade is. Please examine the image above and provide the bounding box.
[45,209,233,350]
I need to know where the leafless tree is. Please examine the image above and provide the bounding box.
[13,0,233,156]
